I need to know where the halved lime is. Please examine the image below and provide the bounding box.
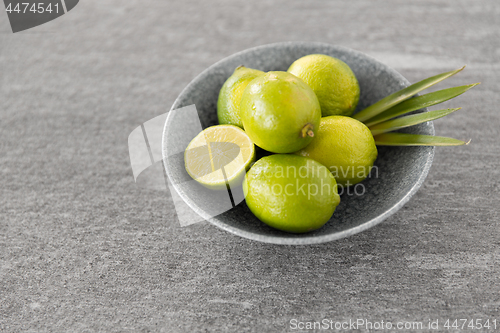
[184,125,255,190]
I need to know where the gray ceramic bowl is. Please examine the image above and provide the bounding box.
[163,42,434,245]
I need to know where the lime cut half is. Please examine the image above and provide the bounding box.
[184,125,255,190]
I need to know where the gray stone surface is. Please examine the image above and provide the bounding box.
[1,0,499,332]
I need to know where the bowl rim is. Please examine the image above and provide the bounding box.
[163,41,435,245]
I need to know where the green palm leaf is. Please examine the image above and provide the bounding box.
[369,108,461,136]
[373,132,470,146]
[364,83,479,127]
[354,66,465,123]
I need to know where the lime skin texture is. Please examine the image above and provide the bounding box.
[288,54,360,117]
[240,71,321,154]
[243,154,341,233]
[217,66,265,129]
[295,116,378,186]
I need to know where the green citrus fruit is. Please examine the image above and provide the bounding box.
[217,66,264,128]
[240,71,321,154]
[288,54,360,117]
[243,154,341,233]
[295,116,377,186]
[185,125,255,190]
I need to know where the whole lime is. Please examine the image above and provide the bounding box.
[243,154,341,233]
[240,71,321,153]
[217,66,264,128]
[295,116,377,186]
[288,54,360,117]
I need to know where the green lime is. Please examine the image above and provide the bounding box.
[217,66,264,128]
[295,116,377,186]
[288,54,360,117]
[240,71,321,154]
[185,125,255,190]
[243,154,341,233]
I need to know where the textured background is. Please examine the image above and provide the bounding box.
[1,0,499,332]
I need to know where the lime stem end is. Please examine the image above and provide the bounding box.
[301,123,315,138]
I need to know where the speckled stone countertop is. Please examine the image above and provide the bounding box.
[1,1,499,332]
